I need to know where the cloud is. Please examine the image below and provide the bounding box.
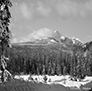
[21,28,54,42]
[20,37,30,42]
[11,0,92,22]
[36,1,51,17]
[19,2,33,19]
[11,33,18,43]
[11,38,18,43]
[56,0,92,18]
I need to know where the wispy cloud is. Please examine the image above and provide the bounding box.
[20,28,54,42]
[11,0,92,21]
[36,1,51,17]
[11,33,18,43]
[19,2,33,19]
[11,38,18,43]
[56,0,92,18]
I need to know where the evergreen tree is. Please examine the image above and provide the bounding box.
[0,0,12,82]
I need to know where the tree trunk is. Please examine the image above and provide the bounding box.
[1,43,13,82]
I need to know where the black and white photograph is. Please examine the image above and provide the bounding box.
[0,0,92,91]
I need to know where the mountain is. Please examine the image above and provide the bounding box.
[52,31,61,43]
[12,30,92,58]
[60,36,73,45]
[7,30,92,77]
[83,41,92,56]
[72,38,83,45]
[15,30,83,47]
[13,30,85,52]
[60,36,83,48]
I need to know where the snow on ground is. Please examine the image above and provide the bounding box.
[14,75,92,88]
[15,75,30,81]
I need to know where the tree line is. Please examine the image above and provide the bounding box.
[0,43,92,79]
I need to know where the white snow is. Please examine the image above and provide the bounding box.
[72,37,83,44]
[14,75,92,88]
[15,75,30,81]
[60,36,65,40]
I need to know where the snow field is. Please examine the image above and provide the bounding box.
[14,75,92,88]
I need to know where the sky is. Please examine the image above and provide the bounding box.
[10,0,92,43]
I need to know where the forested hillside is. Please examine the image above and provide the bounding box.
[0,40,92,79]
[6,43,72,75]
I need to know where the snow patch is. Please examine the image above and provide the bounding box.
[60,36,65,40]
[72,37,83,44]
[14,75,92,88]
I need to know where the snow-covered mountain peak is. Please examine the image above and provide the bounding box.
[72,37,83,45]
[60,35,66,40]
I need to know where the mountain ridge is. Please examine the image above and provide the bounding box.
[13,30,84,46]
[11,30,92,57]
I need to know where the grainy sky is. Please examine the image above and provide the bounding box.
[10,0,92,43]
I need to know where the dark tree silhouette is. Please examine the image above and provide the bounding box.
[0,0,13,82]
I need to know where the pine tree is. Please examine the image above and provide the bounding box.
[0,0,12,82]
